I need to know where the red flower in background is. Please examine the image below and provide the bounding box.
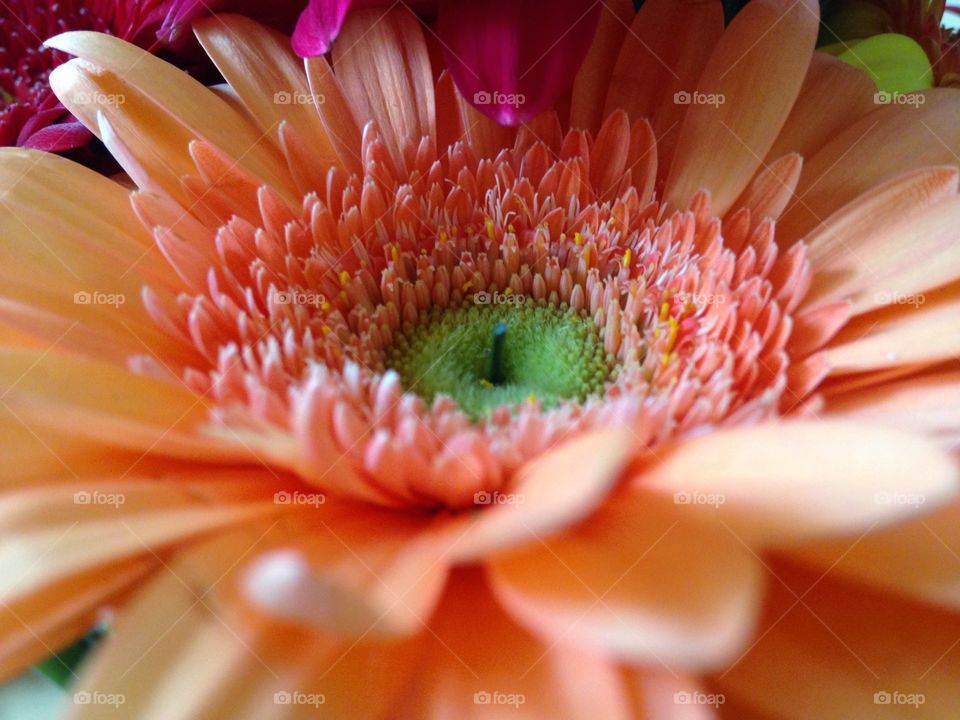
[0,0,302,152]
[292,0,602,124]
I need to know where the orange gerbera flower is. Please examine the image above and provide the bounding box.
[1,0,960,717]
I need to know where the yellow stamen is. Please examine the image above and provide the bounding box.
[622,249,632,268]
[339,270,350,286]
[479,378,494,389]
[486,219,495,240]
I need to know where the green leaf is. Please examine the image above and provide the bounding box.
[826,33,935,94]
[34,625,108,689]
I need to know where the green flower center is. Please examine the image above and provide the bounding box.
[384,298,615,420]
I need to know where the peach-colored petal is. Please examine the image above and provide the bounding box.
[332,7,435,172]
[604,0,723,179]
[394,568,632,720]
[241,504,449,636]
[714,561,960,719]
[70,526,420,719]
[0,349,247,461]
[790,499,960,611]
[728,153,803,222]
[664,0,818,215]
[304,54,363,175]
[46,31,294,201]
[826,368,960,447]
[802,166,960,313]
[489,491,762,670]
[778,87,960,240]
[765,52,877,163]
[826,284,960,373]
[629,667,722,719]
[194,15,339,173]
[636,420,959,541]
[569,0,634,133]
[449,429,635,561]
[0,476,280,605]
[0,558,152,683]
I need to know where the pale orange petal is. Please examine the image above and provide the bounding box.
[333,8,435,172]
[664,0,818,214]
[489,492,762,669]
[194,15,339,172]
[636,420,959,541]
[715,561,960,719]
[394,568,632,720]
[778,87,960,240]
[765,52,877,163]
[449,429,634,560]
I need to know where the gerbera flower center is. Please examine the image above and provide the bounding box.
[385,299,613,419]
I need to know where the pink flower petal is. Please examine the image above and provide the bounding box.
[292,0,359,57]
[438,0,601,125]
[20,121,92,152]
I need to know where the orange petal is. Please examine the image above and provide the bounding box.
[241,504,449,636]
[394,567,632,719]
[802,166,960,313]
[790,498,960,611]
[194,15,339,171]
[449,429,634,560]
[714,560,960,719]
[826,368,960,447]
[826,283,960,373]
[489,491,762,670]
[46,31,294,202]
[0,476,280,605]
[332,8,435,173]
[778,87,960,240]
[728,153,803,222]
[604,0,723,179]
[766,52,877,162]
[664,0,818,215]
[69,526,420,719]
[569,0,635,133]
[0,558,152,683]
[636,420,959,541]
[0,349,246,461]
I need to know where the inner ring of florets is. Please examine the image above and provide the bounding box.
[141,120,810,508]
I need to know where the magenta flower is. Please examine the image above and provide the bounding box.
[292,0,601,124]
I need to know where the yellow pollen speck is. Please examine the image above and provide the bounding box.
[320,302,330,311]
[527,393,536,404]
[486,219,495,240]
[622,249,632,268]
[659,301,670,322]
[339,270,350,286]
[574,232,583,245]
[479,378,493,389]
[507,223,515,233]
[504,287,513,296]
[390,245,399,262]
[321,325,331,335]
[666,316,679,352]
[463,281,473,291]
[439,230,448,243]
